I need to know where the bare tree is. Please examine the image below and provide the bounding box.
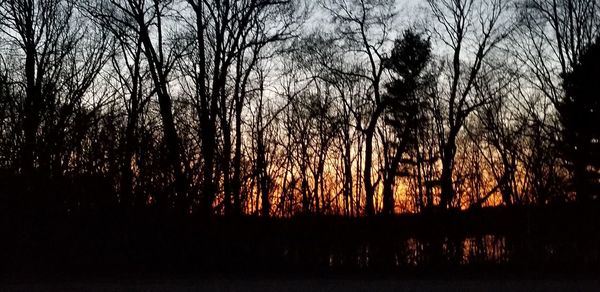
[181,0,304,216]
[322,0,396,216]
[0,0,110,178]
[87,0,190,211]
[427,0,512,209]
[107,33,153,207]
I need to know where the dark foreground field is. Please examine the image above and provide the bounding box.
[1,202,600,289]
[2,277,600,292]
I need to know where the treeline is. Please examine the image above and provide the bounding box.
[0,0,598,217]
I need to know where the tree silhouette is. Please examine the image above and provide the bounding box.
[427,0,511,209]
[323,0,396,216]
[561,38,600,202]
[380,30,432,215]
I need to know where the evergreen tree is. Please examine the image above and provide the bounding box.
[561,38,600,201]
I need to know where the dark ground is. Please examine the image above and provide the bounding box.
[1,203,600,290]
[2,277,600,292]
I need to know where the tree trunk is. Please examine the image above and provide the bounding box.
[382,151,402,216]
[120,102,137,207]
[343,134,353,217]
[364,127,376,217]
[363,105,385,217]
[139,26,188,212]
[220,86,233,215]
[22,42,39,176]
[439,133,457,209]
[232,89,243,215]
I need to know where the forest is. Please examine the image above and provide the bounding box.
[0,0,599,277]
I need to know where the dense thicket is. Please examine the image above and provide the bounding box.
[0,0,598,217]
